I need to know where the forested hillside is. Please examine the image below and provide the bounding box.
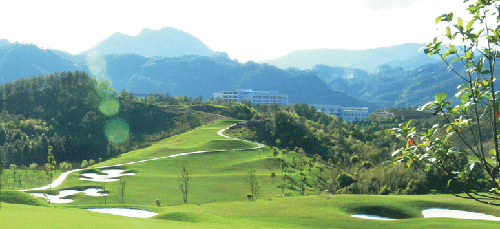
[102,53,375,109]
[0,72,204,167]
[314,62,465,108]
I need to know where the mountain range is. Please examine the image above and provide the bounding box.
[0,27,461,110]
[260,43,441,72]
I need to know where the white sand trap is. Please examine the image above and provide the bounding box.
[422,208,500,221]
[85,208,158,218]
[24,124,264,193]
[30,188,108,204]
[351,214,396,220]
[80,169,135,182]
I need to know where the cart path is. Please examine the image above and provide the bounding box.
[22,123,263,191]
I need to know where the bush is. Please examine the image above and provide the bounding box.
[405,179,428,195]
[379,185,391,195]
[336,172,355,188]
[81,160,88,169]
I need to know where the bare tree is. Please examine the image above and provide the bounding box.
[246,167,260,200]
[116,176,126,204]
[178,164,190,204]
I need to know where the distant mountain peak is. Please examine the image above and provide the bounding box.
[81,27,214,58]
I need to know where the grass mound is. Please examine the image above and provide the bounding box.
[155,211,201,223]
[199,139,256,151]
[79,168,105,175]
[0,190,51,207]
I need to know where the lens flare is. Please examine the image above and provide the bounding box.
[104,118,130,144]
[99,98,120,117]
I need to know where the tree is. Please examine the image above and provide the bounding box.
[178,164,190,204]
[81,160,88,169]
[392,0,500,204]
[272,147,279,159]
[46,146,56,192]
[116,176,126,204]
[9,164,17,187]
[245,167,261,200]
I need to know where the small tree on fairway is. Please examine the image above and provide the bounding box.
[9,164,17,187]
[246,167,261,200]
[272,147,279,159]
[116,176,126,204]
[46,146,56,191]
[178,164,190,204]
[392,0,500,204]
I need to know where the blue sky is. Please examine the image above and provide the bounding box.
[0,0,467,62]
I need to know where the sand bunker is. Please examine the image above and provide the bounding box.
[30,188,107,204]
[351,208,500,221]
[79,169,135,182]
[422,208,500,221]
[351,214,396,220]
[85,208,158,218]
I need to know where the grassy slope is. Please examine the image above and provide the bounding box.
[3,119,500,228]
[2,195,500,229]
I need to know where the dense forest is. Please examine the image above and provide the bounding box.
[228,103,496,195]
[0,71,205,167]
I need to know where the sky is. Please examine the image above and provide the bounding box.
[0,0,468,62]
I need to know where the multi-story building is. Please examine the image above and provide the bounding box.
[214,89,288,105]
[314,104,369,122]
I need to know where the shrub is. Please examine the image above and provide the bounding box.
[379,185,391,195]
[81,160,88,169]
[336,172,355,188]
[405,179,428,195]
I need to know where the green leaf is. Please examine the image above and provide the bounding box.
[436,16,443,24]
[466,19,476,32]
[491,149,497,156]
[436,92,448,103]
[457,17,464,30]
[407,159,414,168]
[461,91,472,103]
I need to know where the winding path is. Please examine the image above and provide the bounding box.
[22,123,264,192]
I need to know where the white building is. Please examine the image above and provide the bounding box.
[214,89,288,105]
[314,104,369,122]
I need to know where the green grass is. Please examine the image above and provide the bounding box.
[0,190,51,207]
[1,169,63,191]
[2,195,500,228]
[4,119,500,228]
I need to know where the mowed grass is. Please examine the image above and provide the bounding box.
[95,119,251,166]
[3,194,500,228]
[5,119,500,228]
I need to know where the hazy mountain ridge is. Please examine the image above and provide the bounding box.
[0,43,80,82]
[262,43,440,72]
[81,27,214,58]
[0,43,376,110]
[314,62,464,108]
